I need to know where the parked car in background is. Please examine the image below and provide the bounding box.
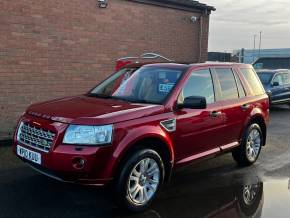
[253,57,290,70]
[257,69,290,106]
[13,54,269,212]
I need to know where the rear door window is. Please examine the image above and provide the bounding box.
[240,68,265,95]
[215,68,239,100]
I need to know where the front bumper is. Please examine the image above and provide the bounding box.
[13,115,116,186]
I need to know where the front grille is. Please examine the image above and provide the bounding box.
[17,122,56,153]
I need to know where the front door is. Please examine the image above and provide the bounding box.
[174,68,225,164]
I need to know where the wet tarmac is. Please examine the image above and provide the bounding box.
[1,105,290,218]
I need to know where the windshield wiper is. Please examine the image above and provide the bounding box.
[128,99,159,104]
[87,93,112,99]
[88,93,129,102]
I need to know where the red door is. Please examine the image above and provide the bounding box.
[173,69,226,164]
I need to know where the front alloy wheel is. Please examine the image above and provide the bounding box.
[127,158,160,205]
[115,149,165,212]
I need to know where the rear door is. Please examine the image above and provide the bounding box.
[211,67,247,150]
[271,73,285,103]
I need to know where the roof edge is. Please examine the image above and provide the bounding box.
[127,0,216,14]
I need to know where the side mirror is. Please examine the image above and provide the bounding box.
[179,96,207,109]
[272,82,280,87]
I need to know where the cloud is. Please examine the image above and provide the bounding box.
[202,0,290,51]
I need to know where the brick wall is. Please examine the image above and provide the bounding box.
[0,0,210,139]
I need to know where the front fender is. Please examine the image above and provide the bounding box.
[107,124,175,179]
[115,125,174,163]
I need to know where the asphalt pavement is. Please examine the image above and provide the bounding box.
[1,105,290,218]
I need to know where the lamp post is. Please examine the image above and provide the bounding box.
[258,31,262,58]
[253,34,257,62]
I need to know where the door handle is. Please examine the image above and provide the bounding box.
[210,111,222,118]
[241,104,251,110]
[285,87,290,91]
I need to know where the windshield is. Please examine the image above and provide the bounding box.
[257,72,273,84]
[89,67,183,104]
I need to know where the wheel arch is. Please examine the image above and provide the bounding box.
[114,135,174,183]
[247,115,267,146]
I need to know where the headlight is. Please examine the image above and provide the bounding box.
[63,125,113,145]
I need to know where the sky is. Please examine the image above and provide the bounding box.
[202,0,290,52]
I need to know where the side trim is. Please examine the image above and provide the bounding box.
[272,98,290,103]
[160,119,176,132]
[176,148,220,165]
[220,142,239,151]
[176,142,239,165]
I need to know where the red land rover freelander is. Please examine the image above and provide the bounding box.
[13,58,269,211]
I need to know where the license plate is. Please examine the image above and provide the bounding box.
[17,145,42,165]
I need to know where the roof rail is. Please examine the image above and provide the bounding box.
[117,52,174,63]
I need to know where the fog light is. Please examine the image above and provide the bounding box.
[72,157,86,169]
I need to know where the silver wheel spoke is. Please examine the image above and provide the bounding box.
[246,128,261,161]
[130,175,139,182]
[132,168,141,177]
[149,178,159,185]
[143,187,149,202]
[130,185,140,199]
[127,157,160,205]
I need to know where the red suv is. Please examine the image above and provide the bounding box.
[13,60,269,211]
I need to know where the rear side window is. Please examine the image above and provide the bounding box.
[215,68,239,100]
[283,73,290,85]
[240,68,265,96]
[179,69,215,104]
[233,71,246,98]
[273,74,283,86]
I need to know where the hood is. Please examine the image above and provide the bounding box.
[26,95,164,125]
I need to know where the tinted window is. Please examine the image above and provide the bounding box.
[179,69,215,104]
[257,72,274,84]
[240,68,265,96]
[90,67,183,104]
[272,74,283,86]
[283,73,290,85]
[234,71,246,98]
[215,68,239,100]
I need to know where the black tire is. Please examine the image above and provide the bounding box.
[115,149,165,212]
[232,123,263,166]
[236,183,263,216]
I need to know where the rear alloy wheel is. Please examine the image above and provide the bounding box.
[115,149,165,212]
[232,123,263,166]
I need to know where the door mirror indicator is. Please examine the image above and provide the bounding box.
[179,96,207,109]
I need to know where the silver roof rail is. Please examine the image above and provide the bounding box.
[117,52,174,62]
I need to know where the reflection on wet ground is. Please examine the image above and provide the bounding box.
[1,163,290,218]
